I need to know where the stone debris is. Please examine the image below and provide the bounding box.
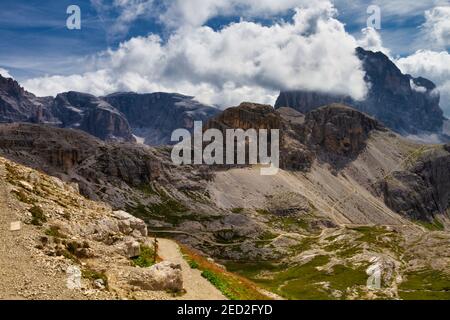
[66,266,82,290]
[10,221,21,231]
[116,261,183,292]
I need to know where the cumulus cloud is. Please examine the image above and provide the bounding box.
[357,27,391,57]
[157,0,325,29]
[91,0,157,38]
[422,6,450,49]
[92,0,329,33]
[397,50,450,116]
[0,68,12,78]
[24,3,368,107]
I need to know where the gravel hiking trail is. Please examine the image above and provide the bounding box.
[157,238,227,300]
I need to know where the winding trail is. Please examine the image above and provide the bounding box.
[156,238,227,300]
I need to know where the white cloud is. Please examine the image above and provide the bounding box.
[91,0,156,38]
[0,68,12,78]
[24,3,368,107]
[405,133,444,144]
[158,0,325,29]
[91,0,327,37]
[357,27,391,57]
[397,50,450,116]
[422,6,450,49]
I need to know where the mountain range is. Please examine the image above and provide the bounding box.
[1,48,448,145]
[0,48,449,300]
[0,76,219,145]
[275,47,447,137]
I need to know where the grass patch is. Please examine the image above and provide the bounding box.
[132,245,156,268]
[399,269,450,300]
[224,261,283,279]
[231,208,244,214]
[188,260,199,269]
[128,200,215,227]
[180,244,271,300]
[289,237,316,254]
[258,231,278,241]
[256,208,311,232]
[256,209,272,215]
[82,268,108,289]
[29,206,47,226]
[45,226,67,239]
[349,226,403,256]
[228,255,369,300]
[351,226,387,243]
[414,219,445,231]
[137,183,159,196]
[12,189,35,205]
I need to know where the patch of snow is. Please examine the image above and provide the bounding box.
[133,134,146,145]
[410,80,427,93]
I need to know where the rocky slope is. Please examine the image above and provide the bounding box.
[0,155,186,299]
[0,103,449,299]
[104,92,219,145]
[51,92,134,142]
[378,144,450,221]
[275,47,445,136]
[0,74,53,123]
[0,74,134,142]
[1,103,449,227]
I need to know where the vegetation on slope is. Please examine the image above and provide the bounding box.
[180,244,271,300]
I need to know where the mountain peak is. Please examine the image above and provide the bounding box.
[276,48,445,136]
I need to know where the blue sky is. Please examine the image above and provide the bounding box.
[0,0,441,79]
[0,0,449,113]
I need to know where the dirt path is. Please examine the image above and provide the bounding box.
[157,238,227,300]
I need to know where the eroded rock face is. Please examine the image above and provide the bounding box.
[379,146,450,220]
[0,75,135,142]
[302,104,384,157]
[206,102,384,170]
[275,47,445,135]
[205,102,281,131]
[52,92,134,142]
[0,75,54,123]
[104,92,219,145]
[205,102,314,171]
[0,123,165,207]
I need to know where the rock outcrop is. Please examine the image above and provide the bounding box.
[0,74,54,123]
[205,102,281,131]
[302,104,384,157]
[52,92,134,142]
[117,262,183,292]
[0,123,165,207]
[205,102,385,170]
[0,74,135,142]
[205,102,313,171]
[104,92,219,145]
[275,47,445,135]
[379,146,450,221]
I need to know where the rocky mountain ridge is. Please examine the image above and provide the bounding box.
[104,92,219,145]
[275,47,445,136]
[0,73,217,145]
